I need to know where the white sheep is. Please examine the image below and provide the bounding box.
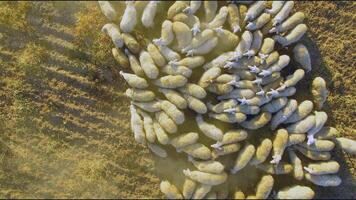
[183,169,227,186]
[231,143,255,174]
[196,114,223,141]
[120,1,137,33]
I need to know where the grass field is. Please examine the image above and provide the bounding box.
[0,1,354,198]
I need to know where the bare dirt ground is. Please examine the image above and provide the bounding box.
[0,1,355,199]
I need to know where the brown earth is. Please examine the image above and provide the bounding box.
[0,1,355,199]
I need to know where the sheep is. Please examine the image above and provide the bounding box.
[182,143,212,160]
[305,173,342,187]
[170,132,199,150]
[169,56,205,69]
[245,1,267,22]
[272,86,297,98]
[256,162,293,175]
[173,21,193,51]
[178,83,207,99]
[234,190,245,199]
[262,55,290,75]
[203,1,218,23]
[183,0,201,15]
[183,29,215,53]
[160,180,183,199]
[294,146,331,161]
[158,88,187,109]
[311,77,329,110]
[98,1,117,21]
[334,137,356,155]
[182,178,197,199]
[274,24,308,47]
[315,127,339,140]
[154,75,187,89]
[121,33,141,54]
[278,69,305,91]
[288,133,306,146]
[243,30,263,58]
[293,43,311,72]
[130,105,146,144]
[188,156,225,174]
[286,114,315,134]
[224,105,260,115]
[183,94,208,114]
[307,111,328,145]
[139,51,159,79]
[125,49,145,76]
[132,101,161,113]
[206,6,229,29]
[120,1,137,33]
[212,143,241,159]
[215,74,240,84]
[260,51,279,69]
[304,161,340,175]
[271,129,289,164]
[192,184,212,199]
[288,149,304,180]
[240,112,272,130]
[147,143,167,158]
[270,12,305,34]
[262,97,288,113]
[120,71,148,89]
[211,129,248,149]
[299,139,335,152]
[225,56,261,70]
[214,27,240,51]
[259,37,275,59]
[217,88,255,100]
[234,30,253,61]
[102,23,124,48]
[254,175,274,199]
[227,3,242,33]
[154,20,174,46]
[183,169,227,186]
[246,13,271,31]
[272,1,294,26]
[228,80,258,91]
[161,64,192,78]
[231,143,255,174]
[203,51,235,70]
[172,13,201,36]
[112,48,130,69]
[209,112,247,124]
[141,1,159,28]
[155,111,178,134]
[153,120,170,145]
[265,1,285,15]
[159,100,185,125]
[250,138,273,165]
[198,67,222,88]
[125,88,155,102]
[147,43,166,68]
[270,99,298,130]
[167,1,188,20]
[207,99,238,113]
[196,114,223,141]
[260,71,280,85]
[284,100,313,124]
[186,37,218,56]
[156,43,181,62]
[276,185,315,199]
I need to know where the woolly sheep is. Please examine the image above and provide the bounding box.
[167,1,188,20]
[211,129,248,149]
[274,24,308,47]
[158,88,187,109]
[139,51,159,79]
[130,105,146,144]
[160,180,183,199]
[160,100,185,125]
[178,83,207,99]
[161,64,192,78]
[169,56,205,69]
[278,69,305,90]
[272,1,294,26]
[288,149,304,180]
[334,137,356,155]
[112,48,129,69]
[186,37,218,56]
[141,1,158,28]
[155,111,177,134]
[304,161,340,175]
[286,114,315,134]
[192,184,212,199]
[154,75,187,89]
[305,173,342,187]
[203,1,218,23]
[311,77,329,110]
[207,99,238,113]
[224,105,260,115]
[270,12,305,34]
[203,51,235,70]
[182,178,197,199]
[265,1,285,15]
[250,138,273,165]
[245,1,267,22]
[188,156,225,174]
[183,29,215,53]
[198,67,222,88]
[154,20,174,46]
[147,143,167,158]
[244,30,263,58]
[120,71,148,89]
[153,120,170,145]
[307,111,328,145]
[259,37,275,57]
[98,1,117,21]
[246,13,271,31]
[183,169,227,186]
[284,100,313,124]
[299,139,335,152]
[270,99,298,130]
[240,112,272,130]
[207,83,234,95]
[212,143,241,159]
[209,112,247,124]
[294,146,331,161]
[234,30,253,61]
[227,3,242,33]
[271,129,289,164]
[183,94,208,114]
[207,6,229,29]
[183,0,201,15]
[254,175,274,199]
[125,49,145,76]
[170,132,198,150]
[262,97,288,113]
[122,33,141,54]
[126,88,155,102]
[196,114,223,141]
[214,27,240,51]
[120,1,137,33]
[231,143,255,174]
[256,162,293,175]
[147,43,166,67]
[183,143,212,160]
[293,43,311,72]
[288,133,306,146]
[102,23,124,48]
[276,185,314,199]
[173,21,192,51]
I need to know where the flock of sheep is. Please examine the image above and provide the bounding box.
[99,1,356,199]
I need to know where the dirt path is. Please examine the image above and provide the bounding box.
[0,1,355,199]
